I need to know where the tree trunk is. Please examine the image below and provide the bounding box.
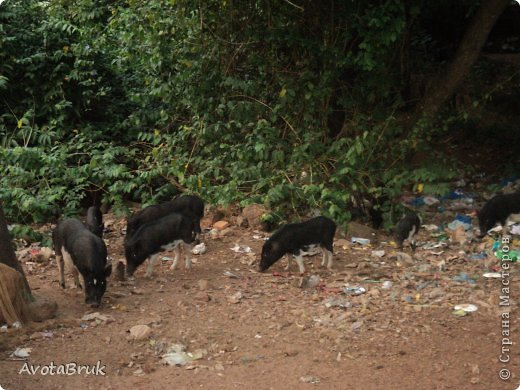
[413,0,510,123]
[0,204,31,294]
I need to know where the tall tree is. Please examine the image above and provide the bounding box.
[0,204,31,294]
[413,0,511,123]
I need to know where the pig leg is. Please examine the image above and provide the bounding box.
[284,254,292,271]
[410,238,417,252]
[56,255,66,289]
[171,245,181,270]
[145,254,159,278]
[72,267,82,289]
[294,254,306,274]
[325,249,333,269]
[321,249,327,267]
[502,222,509,236]
[183,242,193,269]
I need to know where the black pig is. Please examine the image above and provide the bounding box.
[394,210,421,251]
[53,218,111,307]
[125,212,196,277]
[126,195,204,241]
[259,216,336,274]
[478,193,520,237]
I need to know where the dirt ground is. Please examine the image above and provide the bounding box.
[0,211,519,390]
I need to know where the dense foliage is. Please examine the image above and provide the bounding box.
[1,0,518,228]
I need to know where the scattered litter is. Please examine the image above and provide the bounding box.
[443,189,466,200]
[351,237,370,245]
[162,344,207,367]
[483,272,501,278]
[81,312,115,324]
[231,244,252,254]
[0,325,7,332]
[12,321,22,329]
[450,225,469,245]
[162,256,173,261]
[423,224,439,231]
[298,274,320,289]
[452,272,476,285]
[423,196,439,205]
[469,252,487,260]
[343,286,366,296]
[300,375,321,384]
[452,309,468,317]
[447,219,471,231]
[454,304,478,312]
[371,250,385,258]
[33,247,53,263]
[421,242,447,250]
[323,297,352,309]
[512,225,520,235]
[252,234,266,240]
[223,270,240,279]
[382,281,393,289]
[192,243,207,255]
[10,347,32,359]
[408,197,425,207]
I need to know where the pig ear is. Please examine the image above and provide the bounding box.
[104,261,112,278]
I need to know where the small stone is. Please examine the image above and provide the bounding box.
[228,292,243,304]
[130,325,152,340]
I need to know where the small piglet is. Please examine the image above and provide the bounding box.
[259,216,336,274]
[126,195,204,240]
[478,193,520,237]
[53,218,111,307]
[86,206,104,238]
[125,212,196,277]
[394,210,421,251]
